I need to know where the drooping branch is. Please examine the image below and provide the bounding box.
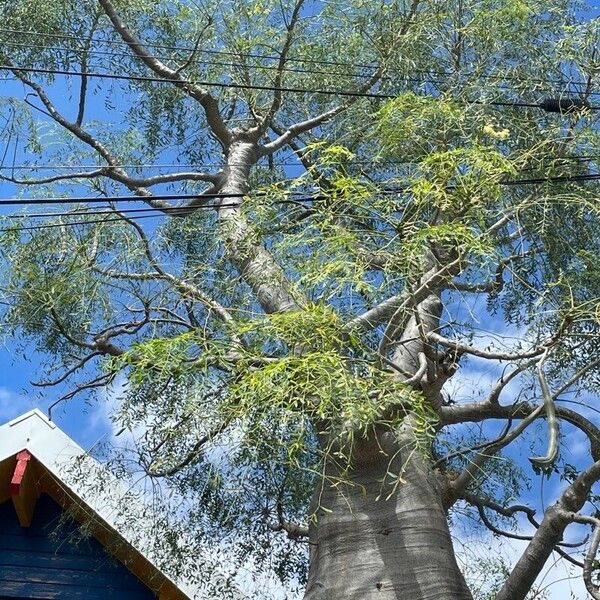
[529,348,559,467]
[146,417,232,478]
[566,513,600,600]
[32,351,102,387]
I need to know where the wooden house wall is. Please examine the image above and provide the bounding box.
[0,493,156,599]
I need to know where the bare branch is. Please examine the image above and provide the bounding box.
[459,491,585,568]
[256,0,307,135]
[173,18,213,75]
[486,362,534,404]
[553,357,600,398]
[427,331,547,361]
[101,210,238,326]
[76,11,101,126]
[47,372,116,420]
[432,418,513,469]
[6,65,223,214]
[0,166,220,188]
[566,513,600,599]
[448,405,544,500]
[441,401,600,463]
[32,351,101,387]
[496,460,600,600]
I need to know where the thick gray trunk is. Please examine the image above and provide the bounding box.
[304,427,472,600]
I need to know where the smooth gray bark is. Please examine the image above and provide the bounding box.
[304,426,473,600]
[218,141,298,314]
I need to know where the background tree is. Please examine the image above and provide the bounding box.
[0,0,600,598]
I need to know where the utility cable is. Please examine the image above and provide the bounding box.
[1,26,596,91]
[6,38,595,99]
[2,64,597,110]
[1,155,599,172]
[1,40,435,86]
[1,169,600,212]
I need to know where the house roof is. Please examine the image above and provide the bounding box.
[0,409,242,600]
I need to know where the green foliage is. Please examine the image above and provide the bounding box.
[375,93,466,159]
[114,304,432,476]
[410,146,517,213]
[1,0,600,595]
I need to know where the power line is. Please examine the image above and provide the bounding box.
[0,27,411,71]
[1,155,598,172]
[1,169,600,211]
[4,63,597,110]
[0,196,321,232]
[501,172,600,186]
[0,191,319,205]
[1,169,600,233]
[1,40,427,86]
[1,197,318,220]
[1,26,595,92]
[6,38,595,100]
[0,63,399,100]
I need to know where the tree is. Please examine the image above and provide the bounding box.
[0,0,599,597]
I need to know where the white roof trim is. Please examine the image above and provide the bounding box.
[0,409,240,600]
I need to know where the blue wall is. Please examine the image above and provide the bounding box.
[0,493,156,599]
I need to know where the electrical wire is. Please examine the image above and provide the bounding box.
[0,63,401,100]
[7,38,595,99]
[3,63,596,109]
[1,26,596,92]
[0,191,319,205]
[0,196,323,232]
[1,168,600,214]
[0,197,318,219]
[1,155,599,172]
[2,40,436,86]
[1,166,600,233]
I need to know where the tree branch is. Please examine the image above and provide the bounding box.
[255,0,306,136]
[496,460,600,600]
[565,513,600,599]
[6,65,223,214]
[427,331,548,361]
[259,0,422,155]
[98,0,231,146]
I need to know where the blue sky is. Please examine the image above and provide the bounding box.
[1,6,600,597]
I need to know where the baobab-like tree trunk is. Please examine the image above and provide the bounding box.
[304,425,472,600]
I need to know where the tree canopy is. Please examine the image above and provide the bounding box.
[0,1,600,598]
